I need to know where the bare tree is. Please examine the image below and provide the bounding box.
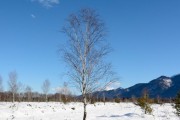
[0,75,3,101]
[8,71,19,102]
[42,79,50,102]
[17,82,25,102]
[56,87,62,102]
[63,82,71,95]
[61,8,117,120]
[0,75,3,92]
[25,85,32,102]
[62,82,71,102]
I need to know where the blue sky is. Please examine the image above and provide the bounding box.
[0,0,180,93]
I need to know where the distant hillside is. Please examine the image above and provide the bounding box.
[95,74,180,98]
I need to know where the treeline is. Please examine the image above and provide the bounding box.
[88,96,175,104]
[0,71,177,104]
[0,92,74,102]
[0,71,75,102]
[0,89,177,104]
[0,92,174,103]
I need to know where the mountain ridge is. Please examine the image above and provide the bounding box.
[96,74,180,98]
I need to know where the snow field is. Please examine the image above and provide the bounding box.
[0,102,178,120]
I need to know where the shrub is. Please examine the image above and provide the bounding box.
[153,95,163,104]
[136,90,152,114]
[174,91,180,117]
[90,97,96,104]
[61,94,69,104]
[114,98,121,103]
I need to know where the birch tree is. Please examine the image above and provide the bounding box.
[0,75,3,92]
[25,85,32,102]
[8,71,18,102]
[61,8,117,120]
[0,75,3,101]
[42,79,50,102]
[17,82,24,102]
[62,82,71,102]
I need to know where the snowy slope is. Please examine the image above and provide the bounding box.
[0,102,178,120]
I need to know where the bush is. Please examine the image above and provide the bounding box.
[61,94,70,104]
[174,91,180,117]
[154,95,161,104]
[90,98,96,104]
[114,98,121,103]
[136,90,152,114]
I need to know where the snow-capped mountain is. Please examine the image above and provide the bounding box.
[97,74,180,98]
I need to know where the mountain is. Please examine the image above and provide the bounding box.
[93,87,125,98]
[96,74,180,99]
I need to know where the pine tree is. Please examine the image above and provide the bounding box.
[174,91,180,117]
[136,89,152,114]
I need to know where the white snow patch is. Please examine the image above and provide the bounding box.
[162,79,172,88]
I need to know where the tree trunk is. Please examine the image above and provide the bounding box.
[83,102,87,120]
[83,94,87,120]
[45,94,47,102]
[18,93,21,102]
[12,93,14,102]
[59,94,61,102]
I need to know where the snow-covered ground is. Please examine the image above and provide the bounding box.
[0,102,178,120]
